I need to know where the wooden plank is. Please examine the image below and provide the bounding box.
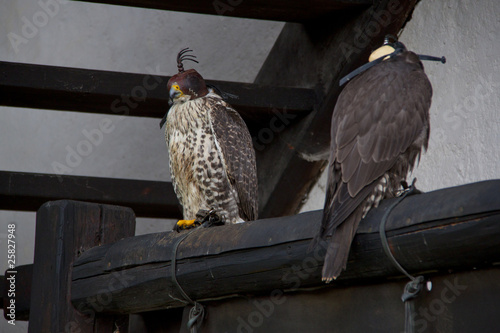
[73,0,371,22]
[0,264,186,328]
[129,309,183,332]
[0,171,181,219]
[70,180,500,313]
[254,0,419,217]
[28,200,136,333]
[177,268,500,332]
[0,61,315,128]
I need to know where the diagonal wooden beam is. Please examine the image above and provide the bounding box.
[0,171,181,218]
[254,0,419,218]
[73,0,372,22]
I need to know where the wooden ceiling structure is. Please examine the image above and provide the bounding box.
[0,0,418,220]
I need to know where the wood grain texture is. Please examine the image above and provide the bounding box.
[28,200,135,332]
[70,180,500,313]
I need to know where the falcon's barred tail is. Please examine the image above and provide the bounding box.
[318,177,381,281]
[322,206,364,282]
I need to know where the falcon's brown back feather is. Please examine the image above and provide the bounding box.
[209,97,258,221]
[315,50,432,281]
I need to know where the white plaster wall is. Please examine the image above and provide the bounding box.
[0,1,283,331]
[301,0,500,213]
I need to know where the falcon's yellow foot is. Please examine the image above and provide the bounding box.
[175,219,197,231]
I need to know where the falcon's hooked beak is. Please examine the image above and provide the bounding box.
[169,84,184,101]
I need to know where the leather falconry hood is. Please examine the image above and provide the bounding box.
[167,48,209,99]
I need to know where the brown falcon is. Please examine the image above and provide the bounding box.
[160,48,258,228]
[313,36,445,282]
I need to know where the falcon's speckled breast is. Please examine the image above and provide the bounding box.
[165,93,243,223]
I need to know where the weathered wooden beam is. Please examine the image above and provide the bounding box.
[0,171,181,219]
[71,180,500,314]
[73,0,371,22]
[254,0,419,217]
[0,264,186,327]
[0,61,315,128]
[28,201,136,333]
[179,268,500,332]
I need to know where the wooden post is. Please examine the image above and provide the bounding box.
[28,200,135,333]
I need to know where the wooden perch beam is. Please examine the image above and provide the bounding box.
[0,61,315,128]
[71,180,500,314]
[73,0,372,23]
[0,171,181,218]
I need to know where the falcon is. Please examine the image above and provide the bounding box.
[313,36,445,282]
[160,48,258,229]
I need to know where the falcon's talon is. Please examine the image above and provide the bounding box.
[196,209,225,228]
[399,178,423,196]
[173,210,225,232]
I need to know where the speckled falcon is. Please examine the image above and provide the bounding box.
[160,48,258,229]
[312,36,445,282]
